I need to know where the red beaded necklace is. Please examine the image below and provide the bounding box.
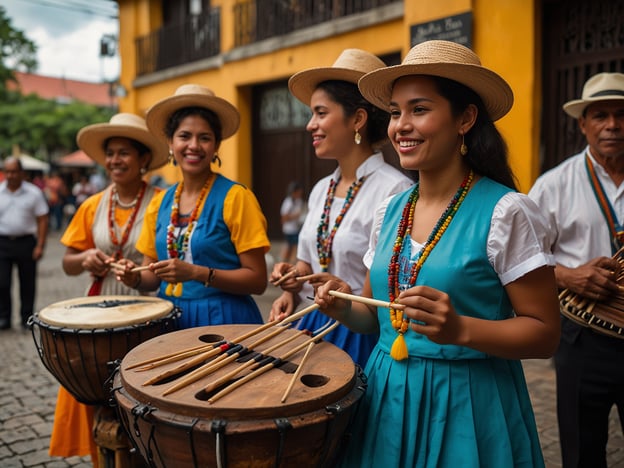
[387,170,474,360]
[165,176,213,297]
[316,175,366,272]
[108,181,147,260]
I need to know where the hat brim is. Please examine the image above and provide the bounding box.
[563,96,624,118]
[76,124,169,170]
[288,67,365,105]
[145,94,240,144]
[358,62,514,121]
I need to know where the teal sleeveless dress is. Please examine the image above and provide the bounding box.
[339,178,544,467]
[155,175,263,328]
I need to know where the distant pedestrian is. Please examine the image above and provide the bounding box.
[44,171,68,231]
[0,157,49,330]
[279,180,306,263]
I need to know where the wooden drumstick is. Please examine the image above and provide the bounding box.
[295,274,316,282]
[328,290,405,310]
[128,303,319,370]
[208,321,340,404]
[131,265,151,273]
[271,268,297,286]
[201,330,308,394]
[281,342,314,403]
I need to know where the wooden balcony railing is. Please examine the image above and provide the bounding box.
[136,8,221,76]
[234,0,402,47]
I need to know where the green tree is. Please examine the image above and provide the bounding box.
[0,6,37,94]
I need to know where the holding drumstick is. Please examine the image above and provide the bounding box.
[268,49,414,368]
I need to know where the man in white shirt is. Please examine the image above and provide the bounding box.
[528,72,624,468]
[0,157,49,330]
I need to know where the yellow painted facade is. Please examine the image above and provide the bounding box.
[115,0,540,193]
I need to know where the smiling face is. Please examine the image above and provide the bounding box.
[387,75,469,173]
[169,114,219,177]
[104,137,149,186]
[579,100,624,162]
[306,88,357,160]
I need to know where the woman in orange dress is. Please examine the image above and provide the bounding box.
[48,113,168,465]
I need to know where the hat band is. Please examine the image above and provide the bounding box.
[589,90,624,98]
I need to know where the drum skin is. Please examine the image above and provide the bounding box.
[112,325,366,467]
[31,296,180,405]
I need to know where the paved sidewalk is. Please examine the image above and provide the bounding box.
[0,230,623,467]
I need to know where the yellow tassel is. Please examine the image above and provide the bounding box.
[173,282,183,297]
[390,333,409,361]
[165,283,173,296]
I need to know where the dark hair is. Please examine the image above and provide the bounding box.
[103,137,151,157]
[316,80,389,146]
[432,76,518,190]
[165,106,223,145]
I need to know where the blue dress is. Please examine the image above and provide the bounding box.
[155,175,263,328]
[340,178,545,467]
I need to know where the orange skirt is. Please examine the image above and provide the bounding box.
[49,386,99,467]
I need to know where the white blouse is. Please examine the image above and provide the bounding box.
[364,191,556,286]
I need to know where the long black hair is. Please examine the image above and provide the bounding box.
[316,80,389,147]
[433,76,518,190]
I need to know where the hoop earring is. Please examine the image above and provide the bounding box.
[354,129,362,145]
[212,153,222,167]
[460,133,468,156]
[168,149,177,166]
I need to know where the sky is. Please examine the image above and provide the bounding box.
[2,0,120,83]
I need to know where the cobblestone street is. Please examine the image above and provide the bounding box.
[0,230,623,467]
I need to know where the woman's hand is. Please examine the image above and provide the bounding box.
[269,291,297,322]
[314,279,353,322]
[111,258,141,289]
[150,258,196,284]
[81,248,113,278]
[398,285,466,345]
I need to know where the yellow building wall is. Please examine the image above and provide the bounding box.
[116,0,540,192]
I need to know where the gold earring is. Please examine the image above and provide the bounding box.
[140,167,147,175]
[168,149,177,166]
[354,129,362,145]
[460,133,468,156]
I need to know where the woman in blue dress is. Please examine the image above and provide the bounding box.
[117,84,270,328]
[315,40,561,467]
[269,49,413,368]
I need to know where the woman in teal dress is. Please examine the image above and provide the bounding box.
[314,40,561,467]
[117,84,270,327]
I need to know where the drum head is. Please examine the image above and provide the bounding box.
[37,295,174,329]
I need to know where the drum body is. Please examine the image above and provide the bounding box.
[112,325,365,468]
[31,295,180,405]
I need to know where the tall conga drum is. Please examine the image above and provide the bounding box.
[112,324,365,467]
[30,295,180,405]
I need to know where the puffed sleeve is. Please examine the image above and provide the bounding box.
[488,192,556,285]
[363,195,394,269]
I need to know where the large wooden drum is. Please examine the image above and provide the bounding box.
[112,325,365,468]
[30,295,180,405]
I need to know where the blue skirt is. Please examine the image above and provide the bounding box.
[339,347,545,468]
[163,293,263,328]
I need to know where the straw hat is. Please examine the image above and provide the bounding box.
[358,40,514,121]
[288,48,386,105]
[77,113,169,170]
[563,73,624,118]
[145,84,240,143]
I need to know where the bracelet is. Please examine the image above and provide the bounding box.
[204,267,216,287]
[132,273,142,290]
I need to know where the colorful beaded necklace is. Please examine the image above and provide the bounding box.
[316,175,366,272]
[387,170,474,360]
[165,176,213,297]
[108,181,147,260]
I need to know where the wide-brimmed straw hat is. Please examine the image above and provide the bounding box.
[358,40,514,121]
[145,84,240,143]
[563,73,624,118]
[288,48,386,105]
[77,113,169,170]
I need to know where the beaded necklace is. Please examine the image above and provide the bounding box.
[108,181,147,260]
[387,170,474,360]
[316,175,366,272]
[165,176,213,297]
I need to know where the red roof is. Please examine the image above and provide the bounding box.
[55,150,97,168]
[7,72,115,107]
